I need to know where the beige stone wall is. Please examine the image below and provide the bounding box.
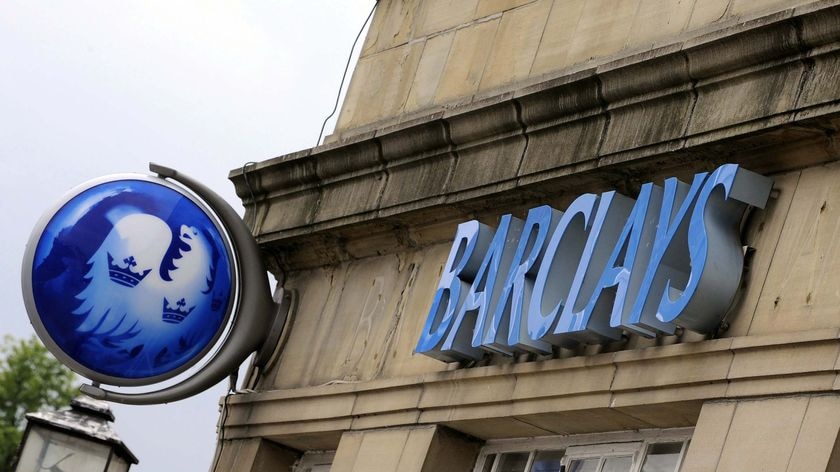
[330,426,479,472]
[263,161,840,390]
[334,0,819,135]
[681,395,840,472]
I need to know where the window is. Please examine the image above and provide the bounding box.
[473,429,691,472]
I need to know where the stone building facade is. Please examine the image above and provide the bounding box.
[214,1,840,471]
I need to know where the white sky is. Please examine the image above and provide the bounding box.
[0,1,375,470]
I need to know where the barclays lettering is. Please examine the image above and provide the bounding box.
[415,164,772,362]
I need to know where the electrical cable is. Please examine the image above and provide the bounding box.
[241,161,258,226]
[316,1,378,147]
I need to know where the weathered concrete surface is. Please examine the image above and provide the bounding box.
[334,0,823,133]
[219,4,840,470]
[329,426,479,472]
[681,395,840,472]
[222,329,840,451]
[233,4,840,272]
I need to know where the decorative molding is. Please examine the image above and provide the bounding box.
[231,3,840,271]
[221,328,840,450]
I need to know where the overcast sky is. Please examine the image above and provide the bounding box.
[0,1,375,470]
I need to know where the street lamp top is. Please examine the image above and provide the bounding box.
[25,396,138,465]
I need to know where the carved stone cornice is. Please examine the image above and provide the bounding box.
[221,329,840,451]
[231,2,840,271]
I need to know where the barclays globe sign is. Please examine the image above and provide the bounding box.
[22,164,287,404]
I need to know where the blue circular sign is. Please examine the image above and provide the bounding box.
[23,176,236,385]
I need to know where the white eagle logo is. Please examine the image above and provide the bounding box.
[73,213,217,355]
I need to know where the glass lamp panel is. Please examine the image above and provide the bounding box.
[497,452,530,472]
[16,426,111,472]
[601,455,633,472]
[106,454,130,472]
[640,442,684,472]
[530,450,565,472]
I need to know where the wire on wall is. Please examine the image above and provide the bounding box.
[315,1,378,147]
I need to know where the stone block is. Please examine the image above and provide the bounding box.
[798,5,840,49]
[313,135,381,181]
[518,116,606,177]
[687,62,805,135]
[479,0,553,91]
[415,0,479,37]
[443,417,554,439]
[516,73,601,125]
[715,396,808,472]
[725,372,837,398]
[685,19,799,78]
[679,401,736,472]
[313,173,387,223]
[475,0,539,18]
[212,438,300,472]
[271,266,349,389]
[361,0,420,55]
[610,383,728,408]
[515,408,654,435]
[352,429,412,472]
[396,427,437,472]
[626,0,693,49]
[251,395,356,425]
[420,427,481,472]
[612,351,733,391]
[787,395,840,472]
[269,249,441,390]
[530,0,586,76]
[728,342,840,379]
[614,400,703,428]
[509,392,614,416]
[351,411,421,431]
[447,136,527,193]
[421,401,514,424]
[727,0,809,18]
[512,365,615,399]
[330,432,364,472]
[612,337,732,362]
[378,118,450,160]
[259,189,319,234]
[435,19,500,105]
[379,153,455,208]
[405,31,456,113]
[336,41,425,131]
[565,0,640,66]
[353,386,423,415]
[419,376,517,408]
[600,93,694,155]
[686,0,729,31]
[376,119,456,208]
[249,439,299,472]
[445,99,521,146]
[378,244,458,379]
[749,163,840,335]
[308,255,420,385]
[214,439,260,472]
[597,47,688,102]
[730,328,839,350]
[798,53,840,109]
